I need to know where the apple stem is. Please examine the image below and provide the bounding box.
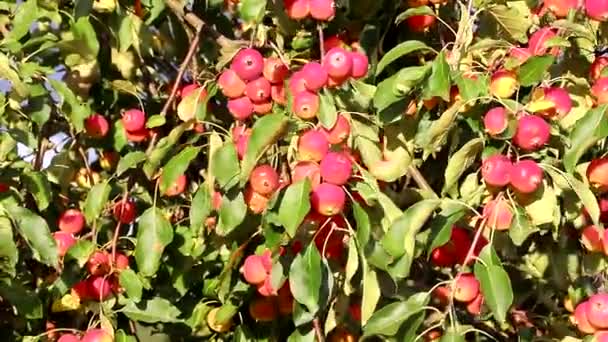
[318,24,325,62]
[313,317,325,342]
[407,165,438,199]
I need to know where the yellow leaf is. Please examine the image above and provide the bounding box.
[51,294,81,312]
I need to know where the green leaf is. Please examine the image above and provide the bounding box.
[48,79,90,132]
[116,151,147,176]
[83,181,110,225]
[361,264,380,325]
[289,244,332,315]
[113,120,128,152]
[240,112,288,185]
[239,0,267,23]
[363,292,429,337]
[160,146,201,193]
[72,17,100,58]
[427,206,466,253]
[518,56,555,87]
[0,217,17,276]
[455,73,489,102]
[480,3,531,43]
[0,279,43,319]
[545,167,600,226]
[374,64,431,113]
[115,330,137,342]
[22,171,52,211]
[217,191,247,236]
[0,53,29,98]
[190,186,212,233]
[318,89,338,129]
[74,0,93,19]
[442,138,484,195]
[523,180,558,227]
[6,206,58,268]
[146,114,166,128]
[353,201,371,249]
[120,269,143,302]
[211,142,240,190]
[440,331,466,342]
[278,179,311,237]
[474,262,513,324]
[416,102,461,158]
[563,105,608,173]
[509,204,537,246]
[376,41,433,76]
[123,297,181,323]
[382,199,442,258]
[65,240,95,267]
[423,51,451,101]
[7,0,38,42]
[134,207,174,277]
[394,6,435,25]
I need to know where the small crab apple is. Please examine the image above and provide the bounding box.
[490,69,518,99]
[586,0,608,21]
[237,131,251,160]
[81,329,113,342]
[591,56,608,81]
[58,209,85,234]
[292,161,322,187]
[582,225,604,252]
[53,232,77,257]
[114,252,129,270]
[587,158,608,193]
[257,276,278,296]
[289,71,308,95]
[113,199,137,224]
[263,57,289,84]
[231,48,264,81]
[285,0,310,19]
[292,91,320,119]
[314,216,347,259]
[271,84,287,105]
[592,77,608,104]
[528,27,559,56]
[88,276,112,301]
[431,245,456,267]
[206,307,233,333]
[483,107,509,136]
[218,69,246,99]
[600,198,608,224]
[58,334,80,342]
[125,128,149,143]
[87,251,111,276]
[323,48,353,79]
[246,77,272,103]
[85,114,109,138]
[71,280,93,300]
[466,293,484,316]
[510,159,544,194]
[253,100,273,115]
[320,151,353,185]
[241,254,271,285]
[509,47,532,63]
[481,154,512,187]
[99,151,118,171]
[406,15,436,32]
[483,197,513,231]
[298,130,329,162]
[322,114,350,144]
[309,0,335,21]
[277,282,294,315]
[179,83,200,99]
[454,273,480,303]
[311,182,346,216]
[587,293,608,328]
[163,174,187,197]
[535,87,572,118]
[122,108,146,132]
[227,96,255,120]
[543,0,579,18]
[249,296,278,322]
[231,124,250,142]
[301,62,328,92]
[250,164,280,196]
[350,51,369,79]
[245,186,270,214]
[513,115,551,151]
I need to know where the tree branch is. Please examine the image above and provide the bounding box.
[164,0,232,47]
[408,164,438,199]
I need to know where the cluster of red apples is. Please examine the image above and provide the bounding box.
[434,273,484,316]
[537,0,608,21]
[572,293,608,341]
[404,0,449,33]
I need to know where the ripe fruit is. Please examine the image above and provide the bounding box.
[277,282,294,315]
[113,199,137,224]
[538,87,572,117]
[466,293,484,316]
[245,77,272,103]
[481,154,512,187]
[249,296,278,322]
[301,62,328,92]
[581,225,604,252]
[257,276,277,296]
[323,48,353,79]
[53,232,77,257]
[528,27,558,56]
[513,115,551,151]
[231,48,264,81]
[406,15,436,32]
[285,0,310,19]
[311,182,346,216]
[586,0,608,21]
[309,0,335,21]
[122,108,146,132]
[350,52,369,79]
[292,91,320,119]
[320,151,353,185]
[314,217,346,259]
[322,114,350,144]
[99,151,118,171]
[263,57,289,83]
[490,69,518,99]
[591,56,608,81]
[58,209,85,234]
[453,274,480,302]
[587,158,608,193]
[587,293,608,328]
[114,252,130,270]
[544,0,579,18]
[250,164,280,196]
[81,329,113,342]
[88,276,112,301]
[227,96,255,120]
[510,160,544,194]
[253,100,272,115]
[292,161,322,187]
[592,77,608,104]
[430,246,456,267]
[206,307,233,333]
[298,130,329,162]
[85,114,109,138]
[237,130,251,160]
[483,197,513,231]
[289,71,308,95]
[125,128,149,143]
[509,47,532,63]
[163,174,187,197]
[218,69,247,98]
[87,251,111,276]
[58,334,80,342]
[483,107,508,136]
[179,83,201,98]
[271,84,287,105]
[241,254,270,285]
[245,186,270,214]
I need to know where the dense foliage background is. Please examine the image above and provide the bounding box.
[4,0,608,341]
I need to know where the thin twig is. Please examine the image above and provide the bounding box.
[34,137,48,171]
[407,165,438,198]
[312,318,325,342]
[164,0,233,47]
[317,24,325,61]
